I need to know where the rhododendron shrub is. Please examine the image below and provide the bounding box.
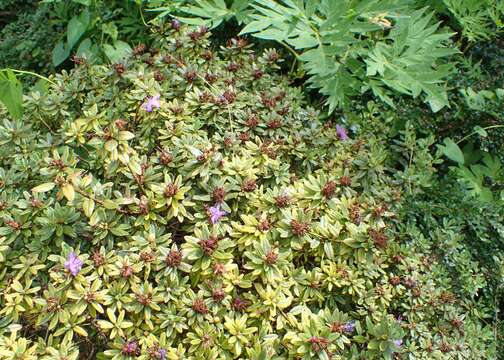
[0,24,495,359]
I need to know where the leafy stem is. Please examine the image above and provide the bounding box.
[4,69,56,86]
[456,125,504,145]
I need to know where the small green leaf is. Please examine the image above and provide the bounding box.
[118,131,135,141]
[76,38,93,60]
[82,197,95,217]
[102,22,118,42]
[474,126,488,137]
[103,199,119,210]
[440,138,465,164]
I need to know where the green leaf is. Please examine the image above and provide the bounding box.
[32,79,49,95]
[82,198,95,217]
[73,0,91,5]
[179,0,232,28]
[440,138,465,164]
[103,199,119,210]
[67,10,90,50]
[0,70,23,119]
[103,41,132,63]
[474,126,488,137]
[118,131,135,141]
[32,182,55,193]
[102,22,118,42]
[76,38,92,58]
[62,184,75,202]
[52,40,71,67]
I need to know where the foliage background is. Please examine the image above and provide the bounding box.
[0,0,503,358]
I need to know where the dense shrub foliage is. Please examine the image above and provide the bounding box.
[0,4,60,77]
[0,24,497,359]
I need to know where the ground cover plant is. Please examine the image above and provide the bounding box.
[0,22,497,359]
[0,1,503,359]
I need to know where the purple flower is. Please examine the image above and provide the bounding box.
[209,204,227,224]
[122,340,138,356]
[393,339,403,348]
[171,19,181,31]
[336,124,349,140]
[143,94,161,112]
[64,252,83,277]
[157,348,167,360]
[342,320,356,333]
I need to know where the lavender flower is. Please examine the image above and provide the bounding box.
[143,94,161,112]
[393,339,403,348]
[157,348,167,360]
[122,340,138,356]
[336,124,349,140]
[342,320,356,333]
[171,19,181,31]
[209,204,227,224]
[64,252,83,277]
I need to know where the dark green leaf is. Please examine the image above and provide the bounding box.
[440,138,465,164]
[67,10,90,50]
[52,40,70,67]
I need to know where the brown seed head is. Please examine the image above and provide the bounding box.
[241,179,257,192]
[232,296,249,311]
[192,298,209,314]
[164,183,178,198]
[291,219,309,237]
[212,187,226,203]
[321,181,337,199]
[340,176,352,187]
[114,63,125,75]
[121,265,133,278]
[165,249,182,267]
[199,236,218,256]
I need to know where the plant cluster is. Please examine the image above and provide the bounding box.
[0,24,496,359]
[45,0,149,67]
[0,4,60,77]
[150,0,459,113]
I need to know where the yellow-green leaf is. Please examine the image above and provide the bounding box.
[62,183,75,202]
[82,197,95,217]
[32,182,55,193]
[103,199,118,210]
[118,131,135,141]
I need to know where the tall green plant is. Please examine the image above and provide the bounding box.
[442,0,504,42]
[161,0,458,113]
[240,1,457,112]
